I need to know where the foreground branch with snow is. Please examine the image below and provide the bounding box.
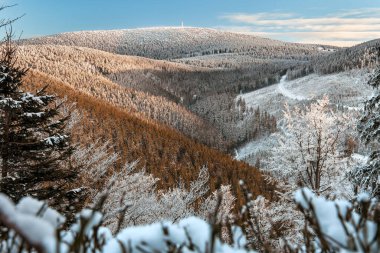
[2,187,380,253]
[0,193,251,253]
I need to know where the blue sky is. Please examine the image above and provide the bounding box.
[2,0,380,46]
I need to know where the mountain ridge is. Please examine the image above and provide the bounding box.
[20,27,338,60]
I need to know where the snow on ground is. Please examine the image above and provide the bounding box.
[238,69,372,118]
[277,75,308,101]
[236,69,373,165]
[235,135,276,162]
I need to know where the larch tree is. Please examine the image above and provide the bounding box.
[0,33,74,203]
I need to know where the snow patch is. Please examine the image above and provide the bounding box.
[277,75,308,101]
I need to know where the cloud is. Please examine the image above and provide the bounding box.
[219,9,380,46]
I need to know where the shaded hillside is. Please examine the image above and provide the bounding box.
[16,45,228,150]
[173,54,307,70]
[312,39,380,74]
[22,69,275,205]
[108,59,297,104]
[286,39,380,79]
[107,57,283,147]
[21,27,336,60]
[15,45,284,150]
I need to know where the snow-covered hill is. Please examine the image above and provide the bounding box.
[236,69,374,163]
[20,27,336,60]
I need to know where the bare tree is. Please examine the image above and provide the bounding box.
[267,96,357,196]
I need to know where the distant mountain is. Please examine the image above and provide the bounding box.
[312,39,380,74]
[20,27,337,60]
[286,39,380,79]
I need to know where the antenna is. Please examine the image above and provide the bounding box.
[181,21,184,28]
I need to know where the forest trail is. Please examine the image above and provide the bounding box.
[277,75,307,101]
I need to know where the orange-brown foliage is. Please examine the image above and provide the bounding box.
[23,69,275,206]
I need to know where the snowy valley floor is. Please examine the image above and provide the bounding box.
[235,69,374,165]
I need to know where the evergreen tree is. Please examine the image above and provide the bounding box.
[0,34,74,203]
[351,64,380,197]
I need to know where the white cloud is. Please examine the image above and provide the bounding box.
[219,9,380,46]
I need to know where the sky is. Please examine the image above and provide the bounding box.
[1,0,380,46]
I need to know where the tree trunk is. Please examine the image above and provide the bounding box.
[1,111,10,178]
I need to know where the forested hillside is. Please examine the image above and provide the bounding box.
[18,28,344,152]
[16,45,229,150]
[16,44,285,150]
[286,39,380,80]
[312,38,380,74]
[22,69,274,206]
[20,27,337,60]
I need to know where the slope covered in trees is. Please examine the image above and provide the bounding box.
[17,29,341,151]
[21,69,274,206]
[286,39,380,80]
[15,45,283,150]
[16,44,306,104]
[312,39,380,74]
[16,45,228,150]
[20,27,337,60]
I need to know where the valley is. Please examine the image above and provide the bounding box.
[1,13,380,251]
[16,27,379,198]
[19,28,342,152]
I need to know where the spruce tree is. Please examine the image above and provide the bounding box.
[351,60,380,197]
[0,34,74,203]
